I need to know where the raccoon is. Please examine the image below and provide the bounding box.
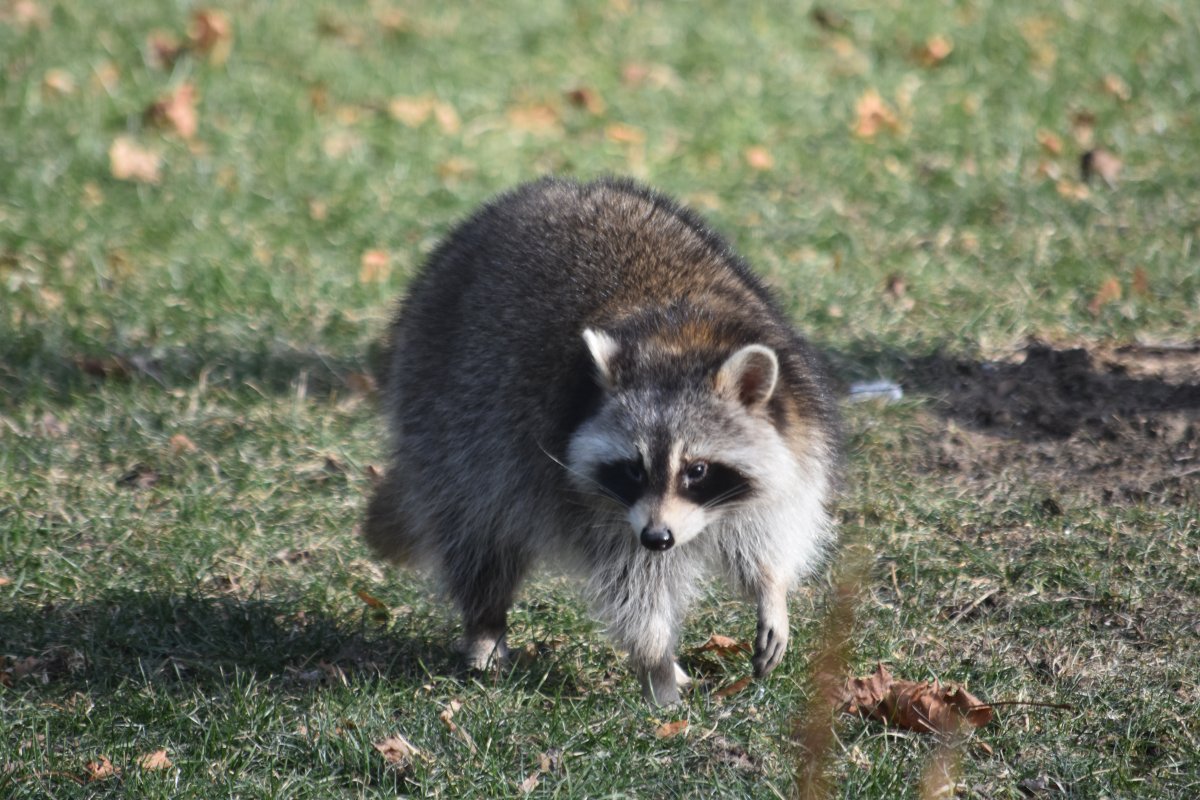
[364,177,839,704]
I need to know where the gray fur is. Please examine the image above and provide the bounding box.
[364,177,840,704]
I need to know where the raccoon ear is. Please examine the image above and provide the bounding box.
[716,344,779,410]
[582,328,619,388]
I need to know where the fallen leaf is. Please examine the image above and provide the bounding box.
[518,773,540,793]
[713,675,753,699]
[138,750,172,770]
[389,95,434,127]
[322,129,362,159]
[432,101,460,135]
[654,719,689,739]
[168,433,198,454]
[852,89,899,139]
[188,9,233,65]
[1070,110,1096,147]
[915,35,953,67]
[91,60,120,93]
[605,122,645,145]
[565,86,605,114]
[42,69,76,97]
[620,62,678,89]
[359,249,391,283]
[0,576,11,587]
[146,83,199,140]
[356,589,387,609]
[744,146,774,171]
[438,706,478,753]
[695,634,751,658]
[1131,266,1150,298]
[507,104,561,135]
[839,664,993,733]
[1087,277,1122,316]
[1055,179,1090,201]
[109,136,162,184]
[85,755,118,781]
[1080,148,1121,187]
[76,354,132,380]
[145,30,185,70]
[1036,129,1062,156]
[809,7,849,32]
[3,0,48,29]
[344,372,377,394]
[117,464,160,490]
[1103,73,1131,102]
[373,734,420,770]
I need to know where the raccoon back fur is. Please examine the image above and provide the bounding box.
[364,177,839,705]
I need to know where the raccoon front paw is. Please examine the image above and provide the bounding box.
[638,658,686,706]
[458,633,510,671]
[752,622,788,678]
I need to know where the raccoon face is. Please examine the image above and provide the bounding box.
[565,329,786,551]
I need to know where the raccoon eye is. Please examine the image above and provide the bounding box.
[684,461,708,484]
[624,460,645,484]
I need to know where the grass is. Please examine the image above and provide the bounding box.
[2,0,1199,797]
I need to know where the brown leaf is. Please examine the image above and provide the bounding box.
[1036,129,1063,156]
[344,372,377,395]
[359,249,391,283]
[654,719,689,739]
[713,675,753,699]
[168,433,198,454]
[852,89,899,139]
[809,7,849,32]
[605,122,645,144]
[1103,73,1131,102]
[109,136,162,184]
[565,87,606,114]
[188,9,233,65]
[1081,148,1121,188]
[0,576,11,587]
[357,589,387,609]
[744,146,774,171]
[85,755,118,781]
[433,101,460,135]
[840,664,993,733]
[138,749,172,771]
[42,69,76,97]
[388,95,433,127]
[695,634,751,658]
[915,35,953,67]
[507,104,561,135]
[518,773,540,793]
[146,83,199,140]
[76,354,132,380]
[146,30,185,70]
[1131,266,1150,298]
[1088,277,1122,316]
[373,734,420,770]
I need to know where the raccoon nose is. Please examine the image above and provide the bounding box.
[640,525,675,551]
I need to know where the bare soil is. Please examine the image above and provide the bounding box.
[903,341,1200,505]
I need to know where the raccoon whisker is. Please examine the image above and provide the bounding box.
[701,482,753,510]
[537,442,633,509]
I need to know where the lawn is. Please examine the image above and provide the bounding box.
[2,0,1198,797]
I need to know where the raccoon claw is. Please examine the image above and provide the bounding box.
[752,625,788,678]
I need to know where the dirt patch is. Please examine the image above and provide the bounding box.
[904,341,1200,505]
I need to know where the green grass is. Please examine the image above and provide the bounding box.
[3,0,1199,797]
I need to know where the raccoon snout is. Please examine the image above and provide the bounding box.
[640,525,675,551]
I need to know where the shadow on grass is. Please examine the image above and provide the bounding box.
[0,327,386,412]
[0,590,582,698]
